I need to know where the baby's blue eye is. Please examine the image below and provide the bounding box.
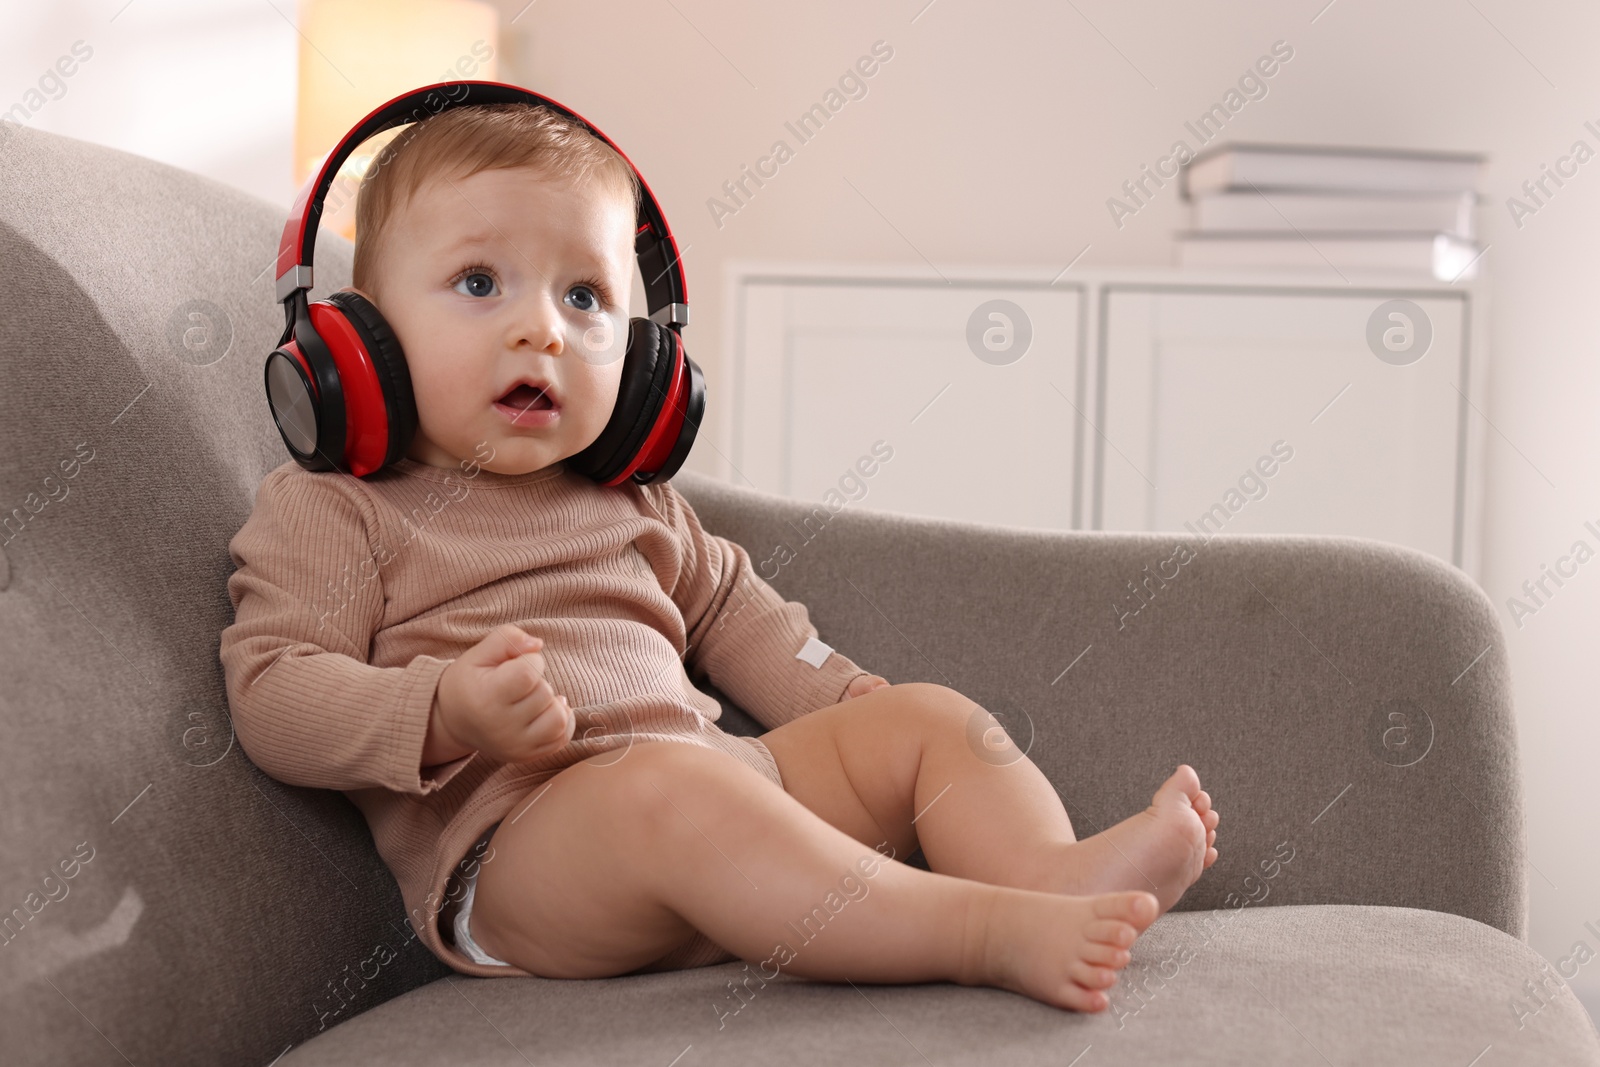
[566,285,601,313]
[454,271,498,298]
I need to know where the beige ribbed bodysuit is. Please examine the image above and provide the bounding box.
[218,453,869,978]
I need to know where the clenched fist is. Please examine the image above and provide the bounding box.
[434,623,575,765]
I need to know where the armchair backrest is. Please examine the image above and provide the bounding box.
[0,124,451,1066]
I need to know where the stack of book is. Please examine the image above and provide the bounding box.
[1176,143,1486,281]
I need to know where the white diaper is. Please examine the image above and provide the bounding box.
[451,823,510,968]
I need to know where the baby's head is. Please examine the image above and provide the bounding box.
[350,103,642,476]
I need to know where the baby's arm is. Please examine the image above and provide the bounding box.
[641,481,879,728]
[219,466,468,794]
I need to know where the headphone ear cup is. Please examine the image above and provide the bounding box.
[637,345,704,484]
[565,316,674,483]
[321,289,418,471]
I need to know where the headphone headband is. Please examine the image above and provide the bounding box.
[273,79,688,329]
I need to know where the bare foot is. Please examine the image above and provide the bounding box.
[1051,765,1219,914]
[969,886,1160,1012]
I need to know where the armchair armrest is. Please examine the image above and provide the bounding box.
[674,471,1525,939]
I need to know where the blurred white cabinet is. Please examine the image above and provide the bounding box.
[729,273,1085,532]
[728,263,1487,577]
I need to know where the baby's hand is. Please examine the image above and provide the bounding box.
[841,673,891,701]
[436,623,575,764]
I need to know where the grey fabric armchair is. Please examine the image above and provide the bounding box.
[3,122,1597,1066]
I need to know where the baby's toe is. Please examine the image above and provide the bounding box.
[1084,918,1138,949]
[1058,983,1110,1013]
[1078,941,1131,969]
[1155,766,1203,809]
[1069,959,1120,990]
[1091,890,1159,932]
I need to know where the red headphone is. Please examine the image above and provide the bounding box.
[265,80,704,485]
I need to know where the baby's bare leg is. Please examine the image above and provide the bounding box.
[762,682,1219,913]
[469,739,1157,1011]
[763,682,1078,884]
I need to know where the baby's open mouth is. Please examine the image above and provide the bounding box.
[498,383,553,411]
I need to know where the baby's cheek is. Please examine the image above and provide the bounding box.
[576,368,625,434]
[411,389,450,434]
[416,373,474,424]
[569,311,627,367]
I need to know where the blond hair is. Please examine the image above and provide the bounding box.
[350,102,641,297]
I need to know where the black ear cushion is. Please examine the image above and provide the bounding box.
[324,289,418,467]
[638,349,704,485]
[567,317,675,483]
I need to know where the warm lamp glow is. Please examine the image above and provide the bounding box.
[293,0,500,242]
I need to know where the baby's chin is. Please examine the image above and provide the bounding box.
[470,437,583,476]
[414,417,604,475]
[469,452,559,477]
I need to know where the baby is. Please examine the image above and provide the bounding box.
[219,102,1220,1015]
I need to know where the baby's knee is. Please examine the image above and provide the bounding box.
[886,681,976,723]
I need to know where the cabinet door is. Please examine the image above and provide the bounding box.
[734,279,1085,530]
[1098,288,1469,564]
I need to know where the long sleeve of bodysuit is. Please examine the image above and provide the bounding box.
[219,466,474,795]
[643,480,872,729]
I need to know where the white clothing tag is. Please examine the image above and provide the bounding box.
[794,636,834,669]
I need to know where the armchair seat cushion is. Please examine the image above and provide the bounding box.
[279,905,1600,1066]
